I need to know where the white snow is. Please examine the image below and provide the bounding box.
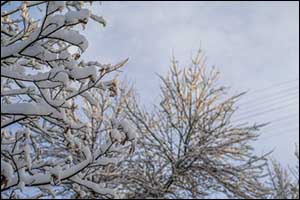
[65,59,77,70]
[120,119,139,140]
[49,165,62,185]
[90,14,106,27]
[71,176,115,196]
[111,129,126,143]
[50,29,89,52]
[69,65,97,81]
[1,88,35,96]
[2,66,68,83]
[1,2,127,198]
[2,103,53,116]
[17,181,25,192]
[93,157,120,166]
[48,67,69,86]
[1,116,27,128]
[1,29,40,58]
[43,15,65,35]
[65,9,90,25]
[59,50,71,60]
[48,1,65,13]
[112,118,139,141]
[81,146,92,162]
[1,160,14,184]
[36,80,62,89]
[81,91,97,107]
[23,144,32,170]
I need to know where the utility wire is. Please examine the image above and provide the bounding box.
[254,113,299,137]
[236,97,299,117]
[234,100,298,122]
[233,101,299,123]
[260,126,299,141]
[238,86,299,106]
[237,90,299,111]
[240,92,299,110]
[231,79,299,141]
[244,78,299,95]
[261,119,299,132]
[263,113,299,126]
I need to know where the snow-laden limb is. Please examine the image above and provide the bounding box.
[1,103,53,116]
[91,157,121,167]
[65,9,90,26]
[70,176,115,197]
[2,139,132,196]
[1,30,40,59]
[68,65,97,81]
[1,66,68,82]
[49,29,89,52]
[1,8,90,59]
[4,145,92,189]
[1,88,36,97]
[90,13,107,27]
[1,116,28,129]
[1,1,133,198]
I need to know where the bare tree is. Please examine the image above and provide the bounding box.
[267,146,299,199]
[1,1,138,198]
[121,50,272,199]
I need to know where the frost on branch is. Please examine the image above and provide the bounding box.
[112,118,139,142]
[121,50,272,199]
[267,146,299,199]
[1,1,133,199]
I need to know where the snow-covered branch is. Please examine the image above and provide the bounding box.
[1,1,135,199]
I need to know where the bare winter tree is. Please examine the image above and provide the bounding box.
[1,1,138,199]
[267,146,299,199]
[121,50,273,199]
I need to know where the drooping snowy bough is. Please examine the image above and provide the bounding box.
[1,1,137,198]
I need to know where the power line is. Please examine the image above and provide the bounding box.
[234,100,298,122]
[238,86,299,106]
[263,125,299,136]
[255,113,299,135]
[236,97,299,117]
[262,119,299,133]
[233,101,299,123]
[237,100,299,119]
[230,79,299,125]
[240,92,299,109]
[261,123,299,134]
[259,126,299,141]
[231,79,299,141]
[263,113,299,126]
[237,90,299,111]
[244,78,299,95]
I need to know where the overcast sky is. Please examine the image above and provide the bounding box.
[82,1,299,165]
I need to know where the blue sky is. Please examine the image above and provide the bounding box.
[81,1,299,166]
